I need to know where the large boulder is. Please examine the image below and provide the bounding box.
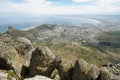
[14,37,33,65]
[24,75,52,80]
[86,64,100,80]
[54,56,73,80]
[72,59,89,80]
[29,47,55,77]
[0,34,33,76]
[97,67,111,80]
[72,59,100,80]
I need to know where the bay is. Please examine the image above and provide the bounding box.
[0,16,100,32]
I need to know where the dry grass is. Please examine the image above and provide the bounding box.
[33,42,119,67]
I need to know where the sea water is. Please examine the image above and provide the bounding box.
[0,15,100,32]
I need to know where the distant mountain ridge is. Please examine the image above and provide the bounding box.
[6,24,102,44]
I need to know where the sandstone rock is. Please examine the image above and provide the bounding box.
[0,41,19,70]
[54,56,73,80]
[29,47,55,77]
[72,59,100,80]
[14,37,33,65]
[86,64,100,80]
[15,37,32,44]
[0,34,12,42]
[97,67,111,80]
[24,75,52,80]
[0,34,33,76]
[72,59,88,80]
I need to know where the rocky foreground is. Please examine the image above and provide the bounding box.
[0,34,120,80]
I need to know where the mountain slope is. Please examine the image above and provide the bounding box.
[5,24,120,67]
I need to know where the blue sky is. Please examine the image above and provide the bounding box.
[0,0,120,16]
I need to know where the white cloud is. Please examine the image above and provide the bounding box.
[72,0,92,3]
[0,0,120,16]
[96,0,120,8]
[0,0,53,15]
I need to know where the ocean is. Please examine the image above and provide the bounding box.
[0,15,101,32]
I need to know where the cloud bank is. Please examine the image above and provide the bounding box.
[0,0,120,16]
